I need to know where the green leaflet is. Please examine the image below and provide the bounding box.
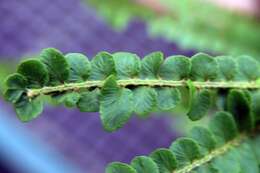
[140,52,163,79]
[216,56,237,81]
[106,162,137,173]
[4,73,27,103]
[190,53,218,81]
[89,52,115,80]
[236,56,260,81]
[211,148,240,173]
[170,138,202,168]
[237,142,259,173]
[252,91,260,122]
[150,148,177,173]
[133,86,157,117]
[209,112,238,145]
[187,89,211,121]
[65,53,91,82]
[40,48,69,85]
[77,89,100,112]
[113,52,141,79]
[159,55,190,80]
[156,87,181,111]
[227,90,254,131]
[100,76,134,132]
[17,59,49,88]
[189,126,216,154]
[15,96,43,122]
[131,156,159,173]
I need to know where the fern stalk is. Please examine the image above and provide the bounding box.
[27,80,260,98]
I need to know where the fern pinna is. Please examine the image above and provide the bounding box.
[3,48,260,172]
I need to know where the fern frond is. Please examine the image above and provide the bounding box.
[86,0,260,59]
[106,106,260,173]
[4,48,260,131]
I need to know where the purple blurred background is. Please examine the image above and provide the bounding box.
[0,0,194,172]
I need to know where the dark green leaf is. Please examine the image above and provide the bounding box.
[189,126,216,154]
[17,59,49,88]
[113,52,141,79]
[65,53,91,82]
[252,91,260,122]
[15,96,43,122]
[191,53,218,81]
[89,52,115,80]
[150,148,177,173]
[5,73,27,89]
[131,156,159,173]
[156,87,181,111]
[159,55,190,80]
[40,48,69,85]
[227,90,254,131]
[77,89,100,112]
[170,137,202,168]
[216,56,237,80]
[236,55,260,81]
[100,75,134,132]
[4,73,27,103]
[140,52,163,79]
[133,86,157,117]
[187,89,211,121]
[106,162,137,173]
[209,111,238,145]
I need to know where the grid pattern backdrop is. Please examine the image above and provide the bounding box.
[0,0,194,172]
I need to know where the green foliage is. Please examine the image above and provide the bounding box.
[105,106,260,173]
[4,48,260,131]
[87,0,260,59]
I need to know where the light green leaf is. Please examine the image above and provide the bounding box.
[63,92,81,108]
[237,142,259,173]
[77,89,100,112]
[216,56,237,80]
[15,96,43,122]
[227,90,254,131]
[159,55,190,80]
[40,48,69,85]
[65,53,91,82]
[189,126,216,154]
[211,148,240,173]
[113,52,141,79]
[89,52,115,80]
[187,89,211,121]
[150,148,177,173]
[17,59,49,88]
[106,162,137,173]
[170,138,202,168]
[190,53,218,81]
[100,75,134,132]
[209,112,238,145]
[156,87,181,111]
[140,52,163,79]
[131,156,159,173]
[133,86,157,117]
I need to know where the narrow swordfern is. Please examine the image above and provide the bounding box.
[4,48,260,132]
[3,48,260,172]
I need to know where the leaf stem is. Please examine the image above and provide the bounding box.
[27,79,260,98]
[173,134,247,173]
